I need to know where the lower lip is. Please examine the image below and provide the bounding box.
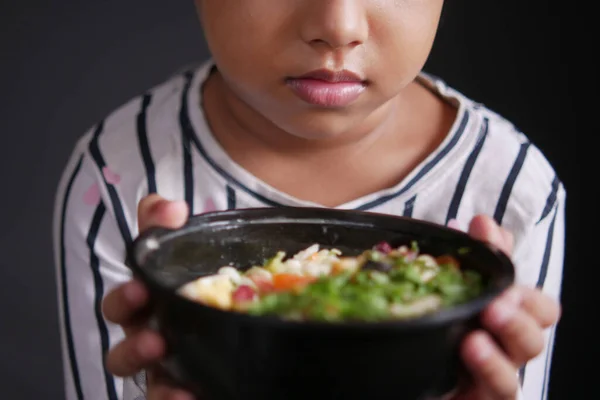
[286,78,366,108]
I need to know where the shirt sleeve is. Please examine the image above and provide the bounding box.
[511,185,566,400]
[53,143,138,400]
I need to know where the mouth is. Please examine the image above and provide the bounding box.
[294,69,365,83]
[285,69,367,108]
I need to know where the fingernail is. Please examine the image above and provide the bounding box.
[473,334,492,362]
[490,224,505,247]
[503,288,522,307]
[490,298,517,326]
[447,219,462,231]
[172,199,189,208]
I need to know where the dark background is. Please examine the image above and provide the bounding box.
[0,1,585,399]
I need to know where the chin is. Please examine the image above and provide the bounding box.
[274,109,367,141]
[230,82,382,142]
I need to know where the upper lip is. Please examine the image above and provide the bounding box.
[291,69,365,83]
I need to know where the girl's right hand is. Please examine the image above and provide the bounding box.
[103,195,195,400]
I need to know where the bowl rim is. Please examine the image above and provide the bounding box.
[127,207,515,331]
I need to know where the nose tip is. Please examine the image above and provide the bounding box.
[309,37,363,50]
[301,0,368,51]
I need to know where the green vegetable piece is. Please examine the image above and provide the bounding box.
[404,265,423,284]
[370,271,390,285]
[458,247,471,255]
[410,240,420,253]
[369,250,384,262]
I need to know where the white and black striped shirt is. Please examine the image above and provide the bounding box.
[53,61,566,400]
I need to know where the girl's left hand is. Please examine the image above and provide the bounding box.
[451,215,561,400]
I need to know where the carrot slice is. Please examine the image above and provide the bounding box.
[435,255,460,268]
[272,274,316,291]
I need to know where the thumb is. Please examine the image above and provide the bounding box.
[147,385,195,400]
[468,215,514,256]
[137,194,189,233]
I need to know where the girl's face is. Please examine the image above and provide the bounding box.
[196,0,445,140]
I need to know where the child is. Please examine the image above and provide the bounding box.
[53,1,565,399]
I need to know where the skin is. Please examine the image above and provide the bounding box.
[198,0,455,206]
[103,1,561,398]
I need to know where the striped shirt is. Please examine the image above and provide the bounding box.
[53,60,566,400]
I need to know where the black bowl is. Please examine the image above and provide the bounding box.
[127,207,514,400]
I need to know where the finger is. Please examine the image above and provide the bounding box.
[138,195,189,233]
[105,330,166,377]
[447,219,464,231]
[102,280,149,329]
[500,229,514,252]
[481,290,545,365]
[461,331,519,400]
[468,215,513,255]
[520,287,562,329]
[150,367,207,400]
[148,385,195,400]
